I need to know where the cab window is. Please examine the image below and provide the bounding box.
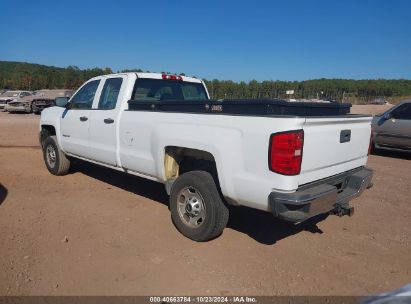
[391,103,411,120]
[70,80,100,109]
[131,79,208,101]
[98,78,123,110]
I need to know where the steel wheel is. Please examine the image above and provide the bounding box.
[46,144,57,168]
[176,186,206,228]
[170,171,229,241]
[42,135,70,176]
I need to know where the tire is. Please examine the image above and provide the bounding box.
[170,171,229,241]
[42,135,70,176]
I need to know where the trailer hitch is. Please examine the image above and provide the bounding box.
[331,204,354,217]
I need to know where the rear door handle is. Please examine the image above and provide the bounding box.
[104,118,114,124]
[80,116,88,122]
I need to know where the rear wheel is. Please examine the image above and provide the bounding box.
[170,171,229,241]
[42,136,70,175]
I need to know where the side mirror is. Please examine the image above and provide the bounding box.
[383,112,392,120]
[55,97,70,108]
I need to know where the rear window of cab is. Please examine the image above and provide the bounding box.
[131,78,208,101]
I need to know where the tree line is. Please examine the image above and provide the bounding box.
[1,61,411,102]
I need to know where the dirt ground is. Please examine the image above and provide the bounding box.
[350,104,393,115]
[0,106,410,296]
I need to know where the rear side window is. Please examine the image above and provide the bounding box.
[98,78,123,110]
[391,103,411,120]
[131,79,208,101]
[70,80,100,109]
[181,85,207,100]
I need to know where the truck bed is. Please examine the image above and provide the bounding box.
[128,99,353,116]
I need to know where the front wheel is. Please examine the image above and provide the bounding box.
[170,171,229,241]
[42,135,70,175]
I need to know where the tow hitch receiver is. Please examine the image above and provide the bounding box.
[331,205,354,217]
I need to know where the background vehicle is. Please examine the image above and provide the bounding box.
[32,89,74,114]
[39,73,373,241]
[372,100,411,152]
[369,98,389,105]
[0,90,32,111]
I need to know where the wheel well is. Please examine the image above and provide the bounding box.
[164,146,219,187]
[40,125,56,146]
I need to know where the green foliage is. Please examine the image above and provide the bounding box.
[203,78,411,101]
[120,68,144,73]
[0,61,112,91]
[1,61,411,102]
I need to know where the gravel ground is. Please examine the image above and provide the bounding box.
[350,104,393,115]
[0,106,410,296]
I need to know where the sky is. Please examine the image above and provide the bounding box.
[0,0,410,81]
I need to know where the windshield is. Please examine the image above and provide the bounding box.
[131,79,208,101]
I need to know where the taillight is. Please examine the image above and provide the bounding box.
[368,128,373,155]
[269,130,304,175]
[162,74,183,81]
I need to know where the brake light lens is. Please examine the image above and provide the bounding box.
[162,74,183,81]
[269,130,304,175]
[368,128,373,155]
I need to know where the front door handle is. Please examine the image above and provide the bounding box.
[79,116,88,122]
[104,118,114,124]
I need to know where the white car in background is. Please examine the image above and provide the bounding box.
[0,90,32,111]
[5,91,37,113]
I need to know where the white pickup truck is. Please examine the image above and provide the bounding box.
[39,72,373,241]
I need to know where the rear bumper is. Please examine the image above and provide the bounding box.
[5,105,31,113]
[269,167,373,222]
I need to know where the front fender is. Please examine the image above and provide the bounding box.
[40,107,65,150]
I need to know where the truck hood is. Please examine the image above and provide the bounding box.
[41,106,66,118]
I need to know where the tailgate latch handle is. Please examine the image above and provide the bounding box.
[340,130,351,143]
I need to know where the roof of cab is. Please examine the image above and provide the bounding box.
[94,72,202,84]
[135,72,202,83]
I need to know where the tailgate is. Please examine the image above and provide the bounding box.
[299,115,372,185]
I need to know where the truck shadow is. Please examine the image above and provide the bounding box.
[0,183,8,206]
[71,160,327,245]
[71,161,169,206]
[227,207,327,245]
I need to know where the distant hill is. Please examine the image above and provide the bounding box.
[1,61,411,102]
[0,61,114,91]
